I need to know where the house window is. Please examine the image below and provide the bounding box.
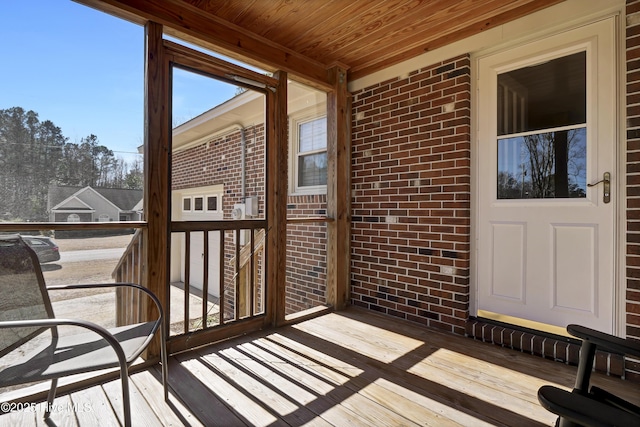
[194,196,203,211]
[183,197,191,212]
[67,214,80,222]
[293,116,327,193]
[207,196,218,212]
[179,190,223,216]
[98,214,110,222]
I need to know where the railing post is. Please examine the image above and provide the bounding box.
[143,20,170,357]
[267,71,289,326]
[326,64,352,309]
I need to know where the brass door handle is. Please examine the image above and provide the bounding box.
[587,172,610,203]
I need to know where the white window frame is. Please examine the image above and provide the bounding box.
[175,185,224,220]
[182,196,192,212]
[206,195,219,213]
[193,196,204,212]
[289,109,327,195]
[67,214,80,222]
[98,214,110,222]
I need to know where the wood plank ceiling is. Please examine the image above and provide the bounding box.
[181,0,565,81]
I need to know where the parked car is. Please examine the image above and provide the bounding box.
[21,235,61,263]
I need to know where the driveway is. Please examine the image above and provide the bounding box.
[41,235,215,331]
[59,247,125,263]
[43,234,132,289]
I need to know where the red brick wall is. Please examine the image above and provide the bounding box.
[172,125,265,201]
[350,55,472,335]
[286,194,327,314]
[626,0,640,381]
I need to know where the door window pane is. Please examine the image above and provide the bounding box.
[498,128,586,199]
[497,51,587,199]
[497,52,586,136]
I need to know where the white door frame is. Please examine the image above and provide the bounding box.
[470,15,624,335]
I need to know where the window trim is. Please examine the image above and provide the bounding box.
[193,196,204,212]
[176,185,224,218]
[182,196,192,212]
[289,109,327,195]
[206,195,219,213]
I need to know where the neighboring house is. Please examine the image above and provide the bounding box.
[48,185,143,222]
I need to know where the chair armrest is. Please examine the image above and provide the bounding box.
[538,385,640,427]
[0,318,128,367]
[568,325,640,358]
[47,282,164,322]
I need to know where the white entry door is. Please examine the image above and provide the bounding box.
[476,18,617,333]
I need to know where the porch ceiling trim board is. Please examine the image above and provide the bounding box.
[75,0,332,90]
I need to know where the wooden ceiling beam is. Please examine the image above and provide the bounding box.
[74,0,333,90]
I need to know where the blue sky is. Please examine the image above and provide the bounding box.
[0,0,239,164]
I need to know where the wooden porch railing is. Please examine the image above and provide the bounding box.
[228,228,265,320]
[112,220,267,340]
[112,228,145,326]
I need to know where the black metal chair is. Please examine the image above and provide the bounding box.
[537,324,640,427]
[0,235,167,427]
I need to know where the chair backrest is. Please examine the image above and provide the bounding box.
[0,235,55,358]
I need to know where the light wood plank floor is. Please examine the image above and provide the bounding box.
[1,308,638,426]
